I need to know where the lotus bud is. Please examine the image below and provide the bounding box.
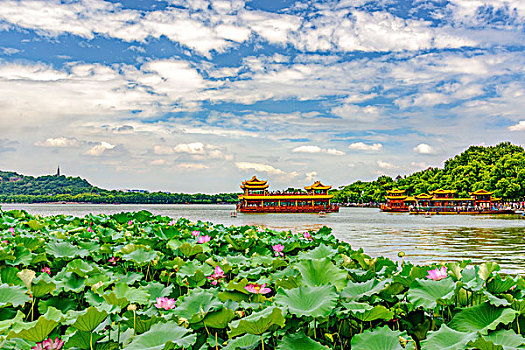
[127,304,137,311]
[399,336,408,347]
[398,251,405,258]
[178,317,189,328]
[92,281,104,291]
[235,310,245,318]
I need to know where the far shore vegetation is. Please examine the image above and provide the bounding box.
[1,142,524,205]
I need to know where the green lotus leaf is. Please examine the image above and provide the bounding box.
[26,220,44,231]
[297,244,337,260]
[348,269,376,282]
[124,312,161,334]
[449,303,518,335]
[68,306,108,332]
[295,258,347,291]
[0,267,23,286]
[45,241,89,259]
[407,277,456,309]
[275,285,337,318]
[392,265,428,287]
[350,326,405,350]
[460,266,484,291]
[66,259,95,277]
[277,333,329,349]
[218,291,250,302]
[175,289,223,323]
[125,321,197,350]
[113,283,150,305]
[484,291,511,307]
[121,248,157,266]
[179,242,204,257]
[202,307,236,329]
[479,262,501,281]
[0,249,16,263]
[342,301,394,322]
[420,324,477,350]
[178,260,213,279]
[0,283,30,307]
[469,329,525,350]
[226,279,251,294]
[7,307,64,342]
[229,307,286,338]
[19,237,45,251]
[65,330,104,349]
[511,300,525,315]
[341,278,389,301]
[487,275,516,294]
[38,296,78,315]
[142,282,173,302]
[0,311,24,334]
[55,271,85,293]
[31,273,56,298]
[224,334,261,350]
[275,276,301,290]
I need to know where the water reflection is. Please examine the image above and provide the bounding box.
[2,203,524,274]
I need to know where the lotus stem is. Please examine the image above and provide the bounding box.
[260,334,264,350]
[90,332,93,350]
[314,318,317,339]
[215,332,218,350]
[517,317,521,334]
[133,309,136,338]
[204,322,210,335]
[145,263,150,281]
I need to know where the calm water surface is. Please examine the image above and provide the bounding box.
[2,203,525,274]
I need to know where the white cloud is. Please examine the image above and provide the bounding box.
[178,163,209,169]
[34,137,79,148]
[377,160,398,169]
[235,162,285,175]
[305,171,317,182]
[413,143,436,154]
[174,142,205,154]
[151,159,166,165]
[509,121,525,131]
[348,142,383,151]
[292,145,344,155]
[84,141,115,156]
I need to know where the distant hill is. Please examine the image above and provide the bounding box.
[0,171,237,204]
[332,142,525,202]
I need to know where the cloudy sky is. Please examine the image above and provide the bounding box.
[0,0,524,193]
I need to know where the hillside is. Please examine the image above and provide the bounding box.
[0,171,237,204]
[332,142,525,202]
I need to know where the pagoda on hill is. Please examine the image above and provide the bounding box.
[237,176,339,213]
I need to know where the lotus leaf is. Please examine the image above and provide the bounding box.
[342,301,394,322]
[275,285,337,318]
[228,307,286,338]
[420,324,477,350]
[350,326,405,350]
[277,333,329,349]
[407,277,456,309]
[31,273,56,298]
[224,334,261,350]
[341,278,389,301]
[68,306,108,332]
[126,321,196,349]
[295,258,347,291]
[121,248,157,266]
[0,284,30,307]
[297,244,337,260]
[488,275,516,294]
[203,307,236,329]
[45,241,89,259]
[469,329,525,350]
[479,262,501,281]
[175,289,223,323]
[7,307,64,342]
[449,303,518,335]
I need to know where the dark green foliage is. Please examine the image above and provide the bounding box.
[333,142,525,202]
[0,171,238,204]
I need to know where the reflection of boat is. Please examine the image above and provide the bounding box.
[237,176,339,213]
[319,211,326,217]
[424,212,432,218]
[230,211,237,218]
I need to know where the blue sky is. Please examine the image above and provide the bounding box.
[0,0,524,193]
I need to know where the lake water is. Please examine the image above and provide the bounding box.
[2,203,525,274]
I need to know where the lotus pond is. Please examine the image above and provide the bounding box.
[0,209,524,349]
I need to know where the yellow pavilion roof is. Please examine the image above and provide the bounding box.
[239,194,333,200]
[304,181,332,190]
[469,189,493,195]
[387,189,406,194]
[415,193,433,199]
[240,183,269,189]
[241,175,269,188]
[404,196,416,201]
[430,189,457,194]
[386,195,407,200]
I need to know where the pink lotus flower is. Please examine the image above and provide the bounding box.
[108,256,120,265]
[155,297,176,310]
[244,283,272,294]
[273,244,285,257]
[207,266,225,285]
[257,226,265,233]
[32,337,65,350]
[87,226,93,233]
[197,235,211,244]
[41,267,51,275]
[192,230,200,237]
[1,240,8,244]
[303,232,312,240]
[427,266,448,281]
[128,220,133,225]
[8,227,14,234]
[168,219,177,226]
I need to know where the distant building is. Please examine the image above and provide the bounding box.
[55,166,60,176]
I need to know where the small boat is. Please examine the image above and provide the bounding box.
[319,211,326,217]
[230,211,237,218]
[424,212,431,218]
